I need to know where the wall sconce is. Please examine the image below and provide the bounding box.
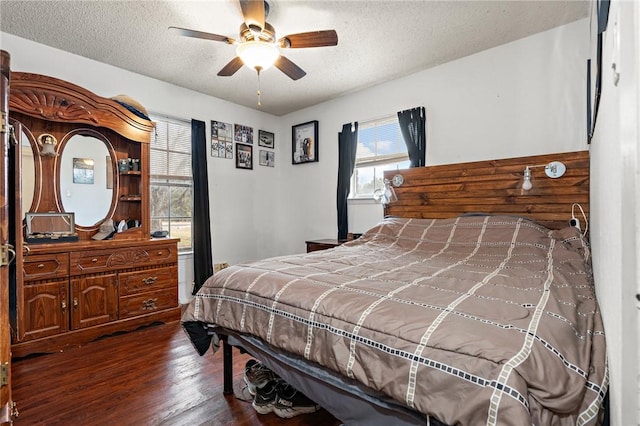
[38,133,58,157]
[520,161,566,194]
[390,174,404,187]
[373,178,398,205]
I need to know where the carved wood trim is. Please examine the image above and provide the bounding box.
[9,72,153,143]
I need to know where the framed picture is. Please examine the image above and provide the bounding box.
[234,123,253,144]
[259,150,275,167]
[292,120,318,164]
[211,120,233,158]
[258,130,274,148]
[72,158,95,184]
[235,143,253,170]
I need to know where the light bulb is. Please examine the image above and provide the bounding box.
[236,41,280,71]
[521,168,533,191]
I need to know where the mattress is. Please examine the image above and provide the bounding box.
[182,215,607,425]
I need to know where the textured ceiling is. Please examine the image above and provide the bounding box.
[0,1,589,116]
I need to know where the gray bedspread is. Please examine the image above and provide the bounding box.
[182,215,607,425]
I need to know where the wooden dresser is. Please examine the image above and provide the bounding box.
[8,72,180,358]
[17,239,178,354]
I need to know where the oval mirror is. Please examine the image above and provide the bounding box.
[21,129,37,216]
[60,132,115,226]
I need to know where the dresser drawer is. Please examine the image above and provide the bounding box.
[119,266,177,296]
[70,243,177,275]
[119,287,178,319]
[23,253,69,281]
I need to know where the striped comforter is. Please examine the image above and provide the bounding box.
[182,215,607,425]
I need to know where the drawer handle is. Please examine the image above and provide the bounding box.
[61,300,67,311]
[37,263,45,269]
[142,298,158,310]
[142,276,158,285]
[157,251,163,256]
[73,298,78,309]
[91,258,98,263]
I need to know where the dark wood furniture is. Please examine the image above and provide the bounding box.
[305,239,343,253]
[8,72,180,358]
[1,48,17,424]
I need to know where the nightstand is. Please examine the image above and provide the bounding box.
[305,239,344,253]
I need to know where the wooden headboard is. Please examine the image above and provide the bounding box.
[383,150,589,230]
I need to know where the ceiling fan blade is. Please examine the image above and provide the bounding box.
[169,26,234,44]
[278,30,338,48]
[218,57,245,77]
[239,0,265,33]
[274,56,306,80]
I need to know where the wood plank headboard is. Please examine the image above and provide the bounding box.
[383,150,589,230]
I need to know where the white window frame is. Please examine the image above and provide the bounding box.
[149,113,193,253]
[350,115,409,199]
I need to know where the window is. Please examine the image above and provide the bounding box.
[149,115,193,252]
[351,115,409,198]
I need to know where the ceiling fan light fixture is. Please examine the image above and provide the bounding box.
[236,41,280,71]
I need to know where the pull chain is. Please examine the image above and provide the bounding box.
[255,66,262,107]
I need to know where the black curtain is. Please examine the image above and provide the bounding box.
[336,122,358,241]
[191,119,213,295]
[397,107,426,167]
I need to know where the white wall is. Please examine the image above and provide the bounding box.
[278,19,590,253]
[589,1,640,425]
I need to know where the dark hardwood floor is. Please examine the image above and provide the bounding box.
[11,321,341,425]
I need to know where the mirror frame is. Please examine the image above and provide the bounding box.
[57,128,118,230]
[9,71,154,241]
[15,121,42,215]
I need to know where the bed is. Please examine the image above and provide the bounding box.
[182,150,608,425]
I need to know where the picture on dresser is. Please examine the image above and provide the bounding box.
[211,120,233,158]
[72,158,95,184]
[234,123,253,144]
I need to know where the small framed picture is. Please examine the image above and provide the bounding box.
[211,120,233,158]
[259,150,275,167]
[73,158,95,184]
[234,123,253,144]
[292,120,318,164]
[235,143,253,170]
[258,130,274,149]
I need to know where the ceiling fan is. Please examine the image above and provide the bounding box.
[169,0,338,81]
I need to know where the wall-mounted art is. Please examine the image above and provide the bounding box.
[211,120,233,158]
[259,130,274,149]
[259,150,275,167]
[292,120,318,165]
[236,143,253,170]
[72,158,94,184]
[234,123,253,144]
